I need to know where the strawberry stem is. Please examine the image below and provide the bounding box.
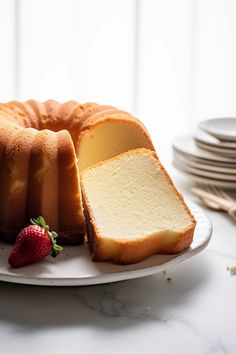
[30,216,63,257]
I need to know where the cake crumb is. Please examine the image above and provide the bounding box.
[226,265,236,275]
[162,270,166,275]
[146,306,151,311]
[166,277,172,282]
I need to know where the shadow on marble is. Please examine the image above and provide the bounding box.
[0,253,211,331]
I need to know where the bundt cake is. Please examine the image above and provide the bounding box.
[81,149,196,264]
[0,100,154,244]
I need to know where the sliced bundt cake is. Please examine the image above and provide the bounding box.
[0,100,154,244]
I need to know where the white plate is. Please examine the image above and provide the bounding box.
[173,159,236,180]
[174,164,236,189]
[173,158,236,181]
[195,141,236,157]
[199,118,236,141]
[173,150,236,174]
[0,201,212,286]
[194,130,236,149]
[173,136,236,163]
[174,149,236,169]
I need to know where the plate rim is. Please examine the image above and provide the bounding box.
[194,130,236,150]
[0,201,212,286]
[173,151,236,173]
[173,159,236,181]
[199,118,236,141]
[174,165,236,188]
[173,136,236,163]
[195,141,236,157]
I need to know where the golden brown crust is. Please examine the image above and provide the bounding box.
[25,130,59,231]
[57,100,80,121]
[79,107,120,130]
[0,105,25,128]
[6,102,32,128]
[75,105,115,132]
[65,102,98,144]
[0,126,28,242]
[81,148,196,264]
[0,128,37,243]
[26,100,47,129]
[56,130,84,245]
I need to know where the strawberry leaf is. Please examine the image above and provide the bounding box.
[48,230,63,258]
[30,218,37,225]
[37,216,46,227]
[51,231,58,238]
[30,216,63,258]
[51,244,63,257]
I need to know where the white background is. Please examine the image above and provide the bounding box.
[1,0,236,151]
[0,3,236,353]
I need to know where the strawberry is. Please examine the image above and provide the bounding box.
[8,216,63,268]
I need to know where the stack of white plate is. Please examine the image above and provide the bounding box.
[172,118,236,189]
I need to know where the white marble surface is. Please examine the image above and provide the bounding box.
[0,168,236,354]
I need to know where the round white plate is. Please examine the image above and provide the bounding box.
[174,149,236,169]
[173,136,236,163]
[0,201,212,286]
[173,159,236,181]
[195,141,236,157]
[199,118,236,141]
[174,164,236,189]
[194,130,236,150]
[173,150,236,174]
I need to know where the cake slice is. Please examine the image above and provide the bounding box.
[76,112,154,171]
[81,148,196,264]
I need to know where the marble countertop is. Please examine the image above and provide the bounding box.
[0,169,235,354]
